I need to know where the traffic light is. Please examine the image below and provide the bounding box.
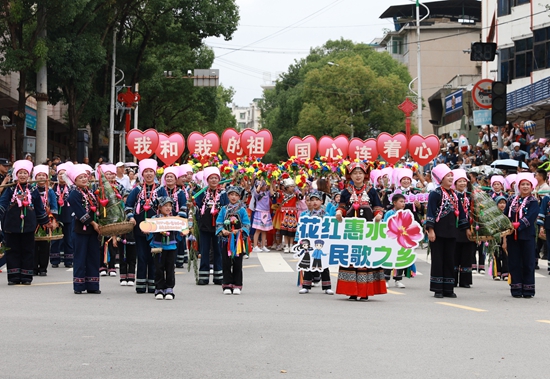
[491,81,507,126]
[470,42,497,61]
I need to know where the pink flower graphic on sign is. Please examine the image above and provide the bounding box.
[386,210,423,249]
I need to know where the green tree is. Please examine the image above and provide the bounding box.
[261,38,412,163]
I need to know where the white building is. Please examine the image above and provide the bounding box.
[231,98,262,131]
[482,0,550,137]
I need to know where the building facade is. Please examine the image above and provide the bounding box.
[231,98,262,131]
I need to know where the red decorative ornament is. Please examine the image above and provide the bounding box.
[348,138,378,161]
[398,98,418,139]
[117,88,141,133]
[188,132,221,159]
[154,132,185,166]
[126,129,159,160]
[240,129,273,159]
[287,136,317,160]
[408,134,440,166]
[221,128,245,161]
[377,132,408,165]
[318,135,349,161]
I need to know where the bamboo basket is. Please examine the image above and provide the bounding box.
[467,228,514,242]
[35,230,64,242]
[98,221,134,237]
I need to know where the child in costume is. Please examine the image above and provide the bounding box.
[215,186,250,295]
[297,191,334,295]
[67,164,102,294]
[33,164,58,276]
[383,193,407,288]
[494,196,509,281]
[116,190,136,286]
[146,197,182,300]
[161,166,188,268]
[50,162,75,268]
[276,178,303,253]
[452,169,474,289]
[0,160,51,285]
[251,180,273,252]
[97,163,121,277]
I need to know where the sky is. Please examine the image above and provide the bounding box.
[205,0,410,106]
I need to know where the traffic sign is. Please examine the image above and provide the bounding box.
[472,79,493,109]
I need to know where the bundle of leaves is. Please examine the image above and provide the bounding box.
[470,189,513,238]
[97,171,126,226]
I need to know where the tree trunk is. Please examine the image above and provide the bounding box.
[65,87,78,161]
[15,70,27,161]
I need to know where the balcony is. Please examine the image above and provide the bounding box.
[507,77,550,112]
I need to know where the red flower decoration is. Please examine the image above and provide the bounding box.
[386,210,423,249]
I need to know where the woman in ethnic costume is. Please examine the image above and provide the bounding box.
[335,161,387,301]
[451,168,474,289]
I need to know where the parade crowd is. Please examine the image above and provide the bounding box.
[1,124,549,302]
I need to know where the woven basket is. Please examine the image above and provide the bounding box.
[35,233,64,241]
[98,221,134,237]
[467,228,514,242]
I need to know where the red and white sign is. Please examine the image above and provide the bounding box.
[472,79,493,109]
[155,132,185,166]
[287,136,317,160]
[348,138,378,161]
[187,131,220,158]
[221,128,245,161]
[240,129,272,159]
[408,134,440,166]
[318,135,349,161]
[126,129,159,160]
[377,132,408,165]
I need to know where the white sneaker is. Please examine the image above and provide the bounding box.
[244,254,249,259]
[100,271,107,276]
[262,246,270,252]
[299,288,309,294]
[252,246,262,253]
[283,246,290,253]
[312,282,320,287]
[385,281,389,288]
[120,281,128,286]
[127,281,135,286]
[165,293,174,300]
[324,289,334,295]
[155,293,164,300]
[395,280,405,288]
[223,289,232,295]
[479,269,485,274]
[109,271,117,277]
[115,263,120,269]
[233,288,241,295]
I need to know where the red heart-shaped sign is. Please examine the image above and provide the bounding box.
[188,131,220,158]
[377,132,408,165]
[155,132,185,166]
[126,129,159,160]
[287,135,317,160]
[408,134,440,166]
[348,138,378,161]
[318,135,349,161]
[240,129,273,159]
[221,128,245,161]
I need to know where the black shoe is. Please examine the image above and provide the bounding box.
[8,281,20,285]
[183,256,189,264]
[523,295,533,299]
[348,296,357,301]
[52,264,59,268]
[175,264,183,269]
[512,295,522,298]
[434,293,444,298]
[87,290,101,294]
[443,292,457,298]
[535,265,540,270]
[147,289,155,294]
[213,280,222,285]
[197,280,209,285]
[21,282,31,285]
[459,284,471,288]
[39,272,47,276]
[74,290,83,294]
[64,264,73,268]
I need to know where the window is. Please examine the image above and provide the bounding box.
[498,0,531,16]
[239,112,245,119]
[391,37,403,55]
[515,37,533,79]
[534,27,550,71]
[500,47,515,84]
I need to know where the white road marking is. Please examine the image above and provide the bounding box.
[257,252,294,272]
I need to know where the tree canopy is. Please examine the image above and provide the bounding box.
[261,38,413,163]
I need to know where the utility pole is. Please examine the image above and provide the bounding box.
[108,26,117,163]
[35,5,48,164]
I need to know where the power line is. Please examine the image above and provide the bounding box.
[216,0,345,59]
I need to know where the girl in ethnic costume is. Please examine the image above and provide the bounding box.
[426,164,469,299]
[452,169,474,289]
[146,197,182,300]
[494,196,509,281]
[161,166,188,268]
[216,185,250,295]
[50,162,75,268]
[176,164,194,267]
[33,164,58,276]
[502,173,539,298]
[67,164,102,294]
[0,160,50,285]
[125,159,168,294]
[251,180,273,252]
[276,178,303,253]
[195,166,228,285]
[116,190,136,286]
[335,161,386,301]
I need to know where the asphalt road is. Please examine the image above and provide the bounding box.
[1,249,549,379]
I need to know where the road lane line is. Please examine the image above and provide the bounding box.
[242,264,261,269]
[257,252,294,272]
[534,273,546,278]
[22,281,72,286]
[536,320,550,324]
[386,290,405,295]
[436,302,487,312]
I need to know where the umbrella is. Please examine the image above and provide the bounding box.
[490,159,529,170]
[124,162,138,168]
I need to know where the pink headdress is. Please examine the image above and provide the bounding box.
[67,164,89,183]
[431,164,452,185]
[380,167,393,186]
[490,175,505,187]
[396,168,413,186]
[179,164,193,178]
[369,169,381,187]
[56,162,74,174]
[161,166,180,186]
[515,172,537,191]
[13,160,33,177]
[505,174,517,191]
[203,166,221,181]
[139,159,158,177]
[96,164,116,180]
[451,169,469,184]
[32,164,50,181]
